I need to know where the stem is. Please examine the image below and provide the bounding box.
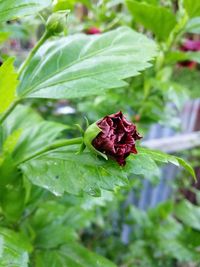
[0,99,20,124]
[17,137,83,165]
[18,30,50,77]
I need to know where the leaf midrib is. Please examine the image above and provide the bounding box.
[19,38,153,97]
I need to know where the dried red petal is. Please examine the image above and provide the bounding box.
[92,111,142,166]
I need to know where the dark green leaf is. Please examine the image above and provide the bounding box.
[34,243,116,267]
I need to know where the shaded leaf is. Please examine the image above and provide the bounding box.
[30,201,94,249]
[2,105,66,164]
[172,68,200,99]
[2,105,42,138]
[34,243,116,267]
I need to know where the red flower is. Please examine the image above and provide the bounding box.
[92,111,142,166]
[181,40,200,51]
[179,39,200,69]
[86,27,101,35]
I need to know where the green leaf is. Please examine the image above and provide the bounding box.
[2,129,22,155]
[126,0,176,41]
[34,243,116,267]
[29,201,94,249]
[0,227,31,267]
[0,32,10,44]
[184,0,200,18]
[53,0,92,11]
[186,17,200,34]
[13,120,67,164]
[0,129,22,186]
[175,200,200,231]
[0,0,51,23]
[166,51,200,64]
[2,105,66,164]
[172,68,200,99]
[20,146,129,196]
[0,58,18,115]
[125,153,160,179]
[17,27,157,99]
[138,147,196,180]
[2,105,41,137]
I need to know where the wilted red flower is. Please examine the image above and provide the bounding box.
[92,111,142,166]
[86,27,101,35]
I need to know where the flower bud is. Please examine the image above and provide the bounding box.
[84,122,108,160]
[84,111,142,166]
[46,11,69,36]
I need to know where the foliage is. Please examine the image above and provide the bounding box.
[0,0,200,266]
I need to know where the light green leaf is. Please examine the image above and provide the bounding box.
[184,0,200,18]
[53,0,92,11]
[186,17,200,34]
[0,227,31,267]
[0,32,10,44]
[17,27,157,99]
[175,200,200,231]
[138,147,196,180]
[34,243,116,267]
[20,146,129,196]
[0,58,18,115]
[0,0,51,23]
[2,129,22,155]
[126,0,176,41]
[125,153,160,178]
